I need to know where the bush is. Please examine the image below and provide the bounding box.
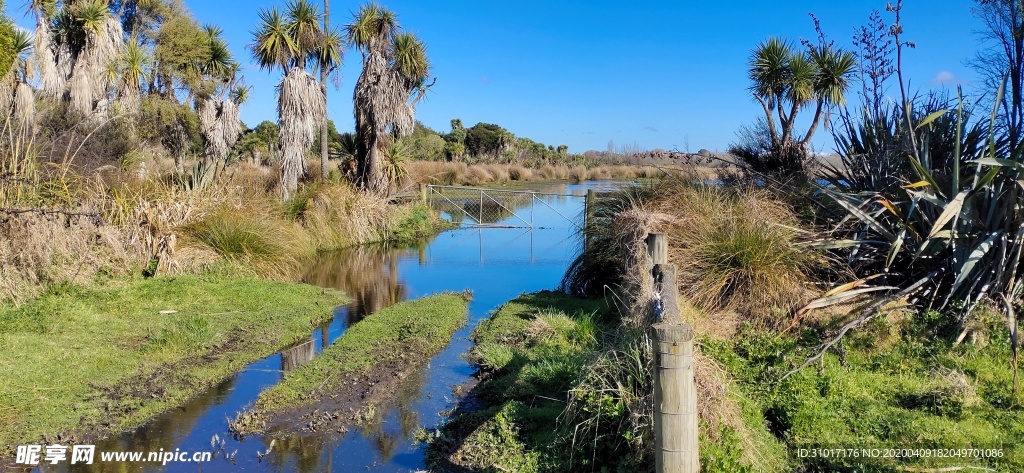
[818,92,1021,322]
[0,20,14,79]
[728,119,811,178]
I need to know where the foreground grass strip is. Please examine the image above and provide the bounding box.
[703,310,1024,472]
[0,276,346,455]
[427,291,608,473]
[252,292,471,413]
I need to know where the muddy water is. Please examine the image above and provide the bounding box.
[49,181,621,473]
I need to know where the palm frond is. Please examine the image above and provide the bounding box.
[286,0,321,55]
[250,7,298,72]
[812,44,858,106]
[346,2,397,52]
[749,37,792,99]
[391,32,429,86]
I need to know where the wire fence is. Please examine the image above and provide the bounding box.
[425,185,584,229]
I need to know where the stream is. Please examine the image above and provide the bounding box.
[47,181,620,473]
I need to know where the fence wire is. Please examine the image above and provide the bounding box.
[427,185,582,229]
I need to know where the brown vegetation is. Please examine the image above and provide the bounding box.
[403,160,670,187]
[0,156,443,305]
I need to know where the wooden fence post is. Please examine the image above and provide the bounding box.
[653,322,698,473]
[420,184,428,204]
[647,232,668,265]
[646,232,697,472]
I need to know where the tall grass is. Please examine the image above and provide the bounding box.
[178,206,310,278]
[1,133,442,303]
[657,181,819,325]
[564,177,820,329]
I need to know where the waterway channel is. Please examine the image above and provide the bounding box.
[51,180,622,473]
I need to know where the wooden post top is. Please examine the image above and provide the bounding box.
[646,232,668,265]
[652,323,694,342]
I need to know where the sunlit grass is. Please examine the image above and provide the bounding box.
[0,276,345,455]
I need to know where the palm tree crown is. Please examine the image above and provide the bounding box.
[748,36,857,148]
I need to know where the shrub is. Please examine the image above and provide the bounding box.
[0,20,14,79]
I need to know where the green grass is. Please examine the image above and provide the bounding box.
[426,291,610,473]
[388,203,455,243]
[0,276,346,455]
[702,310,1024,472]
[252,292,470,412]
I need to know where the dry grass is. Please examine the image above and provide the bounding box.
[404,160,663,187]
[568,165,588,182]
[0,210,143,305]
[283,182,391,250]
[629,179,821,330]
[0,151,439,304]
[565,175,821,331]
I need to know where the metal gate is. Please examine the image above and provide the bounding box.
[425,185,585,229]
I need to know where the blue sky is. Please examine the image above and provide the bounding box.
[6,1,989,153]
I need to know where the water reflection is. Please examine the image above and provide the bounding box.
[67,377,239,473]
[302,245,410,324]
[280,339,315,372]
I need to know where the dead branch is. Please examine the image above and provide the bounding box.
[777,268,943,384]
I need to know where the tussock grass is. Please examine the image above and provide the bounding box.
[508,164,531,181]
[178,206,310,278]
[656,182,818,326]
[283,182,390,249]
[565,177,820,331]
[568,165,588,182]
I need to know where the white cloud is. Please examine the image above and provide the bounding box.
[931,70,963,87]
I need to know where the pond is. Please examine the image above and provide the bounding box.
[54,180,624,473]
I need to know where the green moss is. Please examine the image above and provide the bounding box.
[0,276,346,454]
[253,292,470,411]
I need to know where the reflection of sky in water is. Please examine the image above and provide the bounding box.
[50,181,617,473]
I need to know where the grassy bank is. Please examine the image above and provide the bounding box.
[239,292,470,428]
[0,275,346,456]
[703,308,1023,472]
[552,175,1023,472]
[425,291,611,472]
[425,291,787,473]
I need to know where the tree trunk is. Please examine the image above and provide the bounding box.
[319,0,331,181]
[364,138,389,196]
